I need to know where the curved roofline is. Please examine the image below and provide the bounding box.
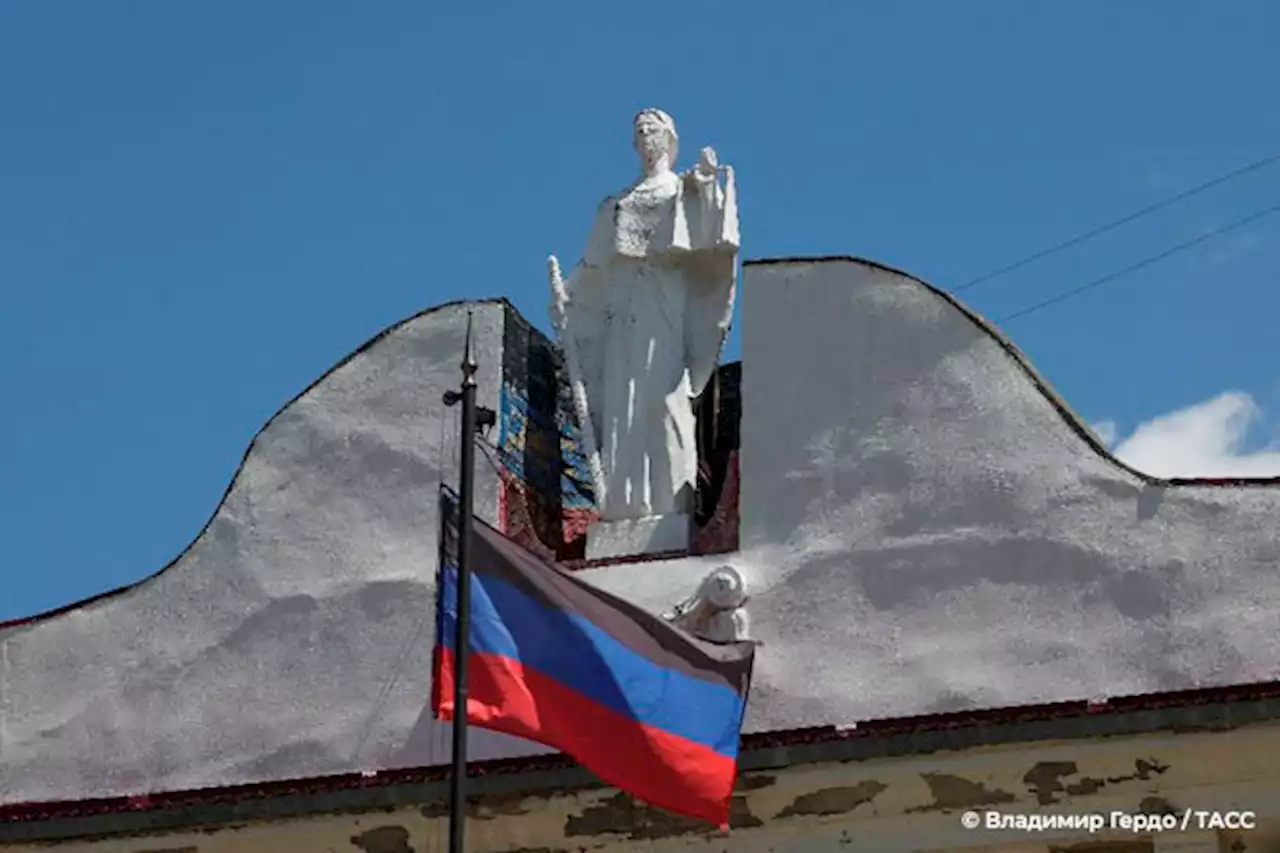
[0,298,512,633]
[745,255,1280,490]
[7,254,1277,630]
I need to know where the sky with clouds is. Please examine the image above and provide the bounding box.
[2,1,1279,619]
[1098,392,1280,479]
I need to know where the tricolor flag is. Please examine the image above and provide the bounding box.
[431,490,756,826]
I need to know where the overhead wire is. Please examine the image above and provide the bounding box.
[997,200,1280,324]
[955,150,1280,294]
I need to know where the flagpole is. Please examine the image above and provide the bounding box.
[447,310,478,853]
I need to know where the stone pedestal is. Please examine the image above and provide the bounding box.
[585,513,693,561]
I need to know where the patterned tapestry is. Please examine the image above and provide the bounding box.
[494,302,739,565]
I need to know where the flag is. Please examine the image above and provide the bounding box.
[431,490,756,827]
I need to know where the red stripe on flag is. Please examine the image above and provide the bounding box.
[434,646,739,826]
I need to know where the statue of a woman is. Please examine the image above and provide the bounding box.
[548,109,739,557]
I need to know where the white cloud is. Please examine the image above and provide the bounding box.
[1092,419,1117,447]
[1096,392,1280,478]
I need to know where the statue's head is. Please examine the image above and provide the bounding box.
[699,566,747,610]
[633,108,678,177]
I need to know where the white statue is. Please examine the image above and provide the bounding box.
[548,109,739,558]
[663,565,752,644]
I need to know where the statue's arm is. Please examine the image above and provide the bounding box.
[685,146,729,196]
[683,146,737,253]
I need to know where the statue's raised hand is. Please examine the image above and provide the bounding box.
[696,146,719,177]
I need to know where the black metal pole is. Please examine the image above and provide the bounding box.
[448,311,478,853]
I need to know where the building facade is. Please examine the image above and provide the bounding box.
[3,258,1279,851]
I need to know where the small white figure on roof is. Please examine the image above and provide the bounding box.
[663,565,752,644]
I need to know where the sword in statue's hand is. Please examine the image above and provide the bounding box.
[547,255,569,332]
[544,253,606,507]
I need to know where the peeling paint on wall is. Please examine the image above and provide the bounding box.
[774,781,887,818]
[1024,758,1170,805]
[1137,795,1178,814]
[8,699,1280,852]
[908,773,1015,811]
[350,825,415,853]
[738,773,777,791]
[562,791,760,840]
[419,793,533,822]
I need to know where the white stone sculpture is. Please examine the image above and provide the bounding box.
[548,108,739,560]
[663,565,752,644]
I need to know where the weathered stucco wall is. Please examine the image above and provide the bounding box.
[6,720,1280,852]
[3,257,1280,808]
[730,258,1280,724]
[0,300,545,805]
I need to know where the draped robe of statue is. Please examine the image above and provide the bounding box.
[557,164,739,529]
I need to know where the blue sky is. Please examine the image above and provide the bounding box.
[3,1,1279,620]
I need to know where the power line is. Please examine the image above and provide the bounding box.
[997,200,1280,324]
[955,150,1280,294]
